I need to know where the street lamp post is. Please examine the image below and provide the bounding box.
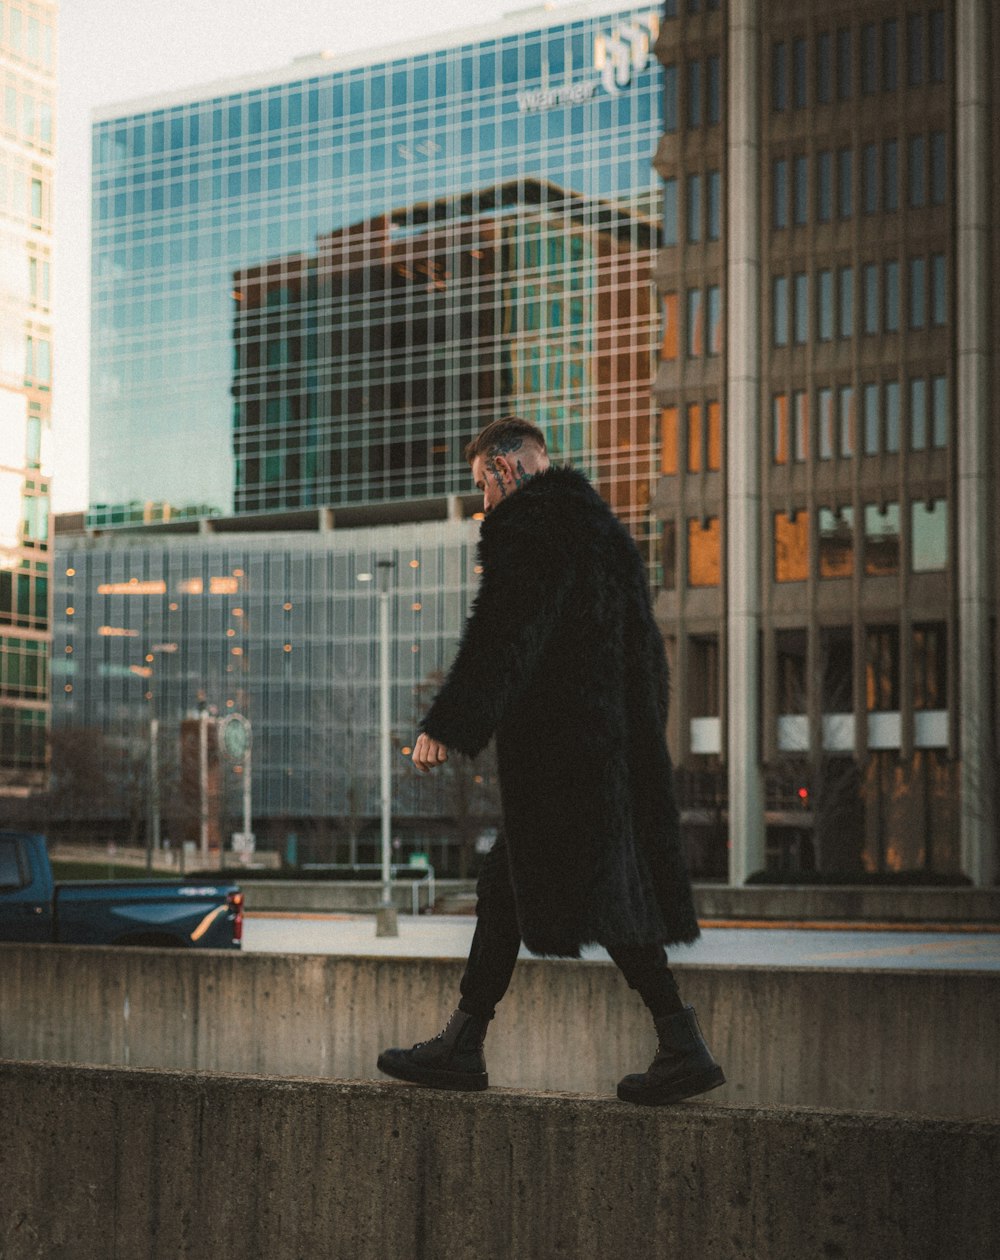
[375,559,398,936]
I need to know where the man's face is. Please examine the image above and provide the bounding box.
[471,453,515,516]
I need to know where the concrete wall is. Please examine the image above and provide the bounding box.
[2,1061,997,1260]
[2,943,996,1118]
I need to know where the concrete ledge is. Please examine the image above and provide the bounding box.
[2,944,997,1117]
[692,883,1000,925]
[2,1061,997,1260]
[242,878,473,914]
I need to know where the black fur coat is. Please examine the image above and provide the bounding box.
[421,465,699,957]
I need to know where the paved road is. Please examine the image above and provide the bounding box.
[243,912,1000,970]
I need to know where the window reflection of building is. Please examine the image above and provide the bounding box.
[687,516,720,587]
[774,511,808,583]
[818,507,854,579]
[863,503,900,576]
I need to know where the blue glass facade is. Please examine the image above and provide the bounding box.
[89,3,664,557]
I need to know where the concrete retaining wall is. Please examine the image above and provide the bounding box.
[2,943,996,1117]
[2,1061,997,1260]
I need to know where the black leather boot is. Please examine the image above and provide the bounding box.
[617,1006,725,1105]
[377,1009,489,1091]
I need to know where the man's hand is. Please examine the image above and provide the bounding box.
[412,732,449,774]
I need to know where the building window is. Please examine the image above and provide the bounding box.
[816,150,832,222]
[664,64,679,131]
[664,178,678,245]
[912,500,947,572]
[687,287,704,356]
[707,400,721,470]
[817,269,833,341]
[662,519,677,589]
[793,390,809,462]
[866,625,900,710]
[838,147,852,218]
[931,374,948,448]
[689,635,721,717]
[930,131,946,204]
[864,503,901,576]
[838,265,853,338]
[837,28,852,99]
[772,393,788,465]
[661,292,679,361]
[707,285,722,355]
[907,13,924,87]
[793,155,808,225]
[884,259,900,332]
[707,169,721,240]
[909,376,928,449]
[687,402,702,472]
[885,380,900,453]
[707,54,721,125]
[792,37,807,108]
[862,143,878,214]
[817,31,832,104]
[687,59,702,128]
[883,139,899,212]
[909,256,926,328]
[819,507,854,578]
[661,405,679,473]
[793,273,808,344]
[773,158,788,230]
[861,23,878,95]
[929,10,945,83]
[863,382,880,454]
[776,628,808,714]
[883,18,899,90]
[930,253,946,326]
[818,386,834,459]
[908,134,926,207]
[863,263,879,334]
[774,511,809,583]
[688,517,721,587]
[773,275,789,347]
[772,42,788,111]
[687,173,702,242]
[838,385,854,456]
[913,622,946,709]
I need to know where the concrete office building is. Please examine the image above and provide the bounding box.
[651,0,997,884]
[0,1,55,798]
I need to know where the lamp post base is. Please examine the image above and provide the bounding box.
[375,905,399,937]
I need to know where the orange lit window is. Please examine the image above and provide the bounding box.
[774,511,809,582]
[661,406,679,474]
[661,292,679,361]
[707,401,721,470]
[687,403,702,473]
[772,393,789,465]
[688,517,721,587]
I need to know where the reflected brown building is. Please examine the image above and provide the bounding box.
[652,0,997,884]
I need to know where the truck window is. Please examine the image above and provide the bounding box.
[0,837,27,891]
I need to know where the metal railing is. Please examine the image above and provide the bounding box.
[299,863,435,915]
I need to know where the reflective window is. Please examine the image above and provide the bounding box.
[707,285,722,355]
[864,503,901,576]
[793,390,809,462]
[883,139,899,212]
[707,55,721,125]
[774,511,809,583]
[776,628,808,713]
[817,31,832,103]
[930,254,946,326]
[816,150,832,222]
[866,625,900,709]
[817,269,833,341]
[772,42,788,111]
[687,173,702,242]
[883,19,899,90]
[909,256,926,328]
[664,178,678,245]
[885,380,900,453]
[687,288,704,356]
[661,293,679,361]
[912,500,947,572]
[838,147,853,218]
[837,28,852,99]
[772,393,788,464]
[819,507,854,578]
[687,59,702,128]
[688,517,721,586]
[665,64,679,131]
[793,273,808,344]
[929,10,945,83]
[862,143,878,214]
[687,402,702,472]
[930,132,946,204]
[793,37,807,108]
[884,259,900,332]
[863,263,879,334]
[907,13,924,86]
[909,377,928,449]
[913,622,946,709]
[861,24,877,95]
[818,386,834,459]
[707,401,721,471]
[793,155,808,225]
[773,158,788,229]
[931,374,948,448]
[863,382,880,454]
[838,385,854,456]
[773,275,789,346]
[662,520,677,589]
[661,406,679,473]
[838,265,853,338]
[908,134,926,207]
[707,170,721,240]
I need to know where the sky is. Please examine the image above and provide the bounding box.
[52,0,573,511]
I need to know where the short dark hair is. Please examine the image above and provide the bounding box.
[464,416,548,466]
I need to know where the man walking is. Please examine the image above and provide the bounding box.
[377,417,723,1105]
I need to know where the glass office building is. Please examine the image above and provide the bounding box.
[89,1,665,564]
[0,0,55,797]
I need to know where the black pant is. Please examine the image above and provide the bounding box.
[457,834,684,1023]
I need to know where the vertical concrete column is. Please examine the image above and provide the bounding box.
[956,0,995,885]
[726,0,765,884]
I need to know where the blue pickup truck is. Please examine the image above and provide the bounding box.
[0,831,243,949]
